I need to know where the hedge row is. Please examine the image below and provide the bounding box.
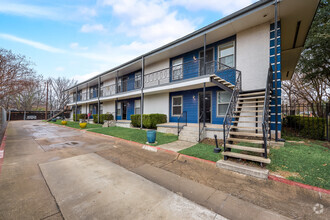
[283,115,326,140]
[93,114,114,124]
[131,114,167,129]
[72,114,87,121]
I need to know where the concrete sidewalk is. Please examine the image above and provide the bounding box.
[0,121,329,219]
[40,153,226,220]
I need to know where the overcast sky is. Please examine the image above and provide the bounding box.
[0,0,257,82]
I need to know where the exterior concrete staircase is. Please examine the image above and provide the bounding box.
[223,90,272,165]
[178,125,199,143]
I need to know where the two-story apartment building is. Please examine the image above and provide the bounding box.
[66,0,319,164]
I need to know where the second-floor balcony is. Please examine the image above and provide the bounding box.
[69,59,237,103]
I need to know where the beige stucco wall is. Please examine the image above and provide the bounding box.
[144,92,169,121]
[236,22,270,91]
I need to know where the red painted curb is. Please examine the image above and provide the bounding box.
[0,133,7,176]
[268,175,330,195]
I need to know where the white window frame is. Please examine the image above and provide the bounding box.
[116,102,121,117]
[172,95,183,117]
[172,58,183,81]
[217,91,231,117]
[218,41,235,70]
[135,72,142,89]
[134,99,141,114]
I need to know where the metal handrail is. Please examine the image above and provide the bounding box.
[222,70,242,151]
[262,64,273,158]
[177,111,187,136]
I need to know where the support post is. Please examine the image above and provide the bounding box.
[45,81,49,120]
[141,56,145,129]
[274,0,279,141]
[24,111,26,120]
[203,34,206,127]
[75,86,78,122]
[115,99,118,121]
[116,71,119,93]
[8,110,11,121]
[97,76,101,124]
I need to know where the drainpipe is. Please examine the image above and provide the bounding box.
[203,34,206,127]
[274,0,279,141]
[98,76,101,124]
[116,71,119,93]
[115,99,117,121]
[140,56,144,129]
[75,86,78,122]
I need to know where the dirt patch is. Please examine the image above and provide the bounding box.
[201,138,223,146]
[271,170,302,179]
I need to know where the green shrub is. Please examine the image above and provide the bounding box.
[283,115,326,140]
[131,114,141,127]
[72,114,87,121]
[130,114,167,129]
[93,113,114,124]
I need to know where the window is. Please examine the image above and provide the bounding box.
[116,102,121,116]
[217,91,231,116]
[218,41,235,70]
[135,72,141,89]
[172,96,183,116]
[172,58,183,80]
[135,99,141,114]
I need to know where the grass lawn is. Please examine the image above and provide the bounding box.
[89,126,178,146]
[268,137,330,189]
[178,143,223,162]
[48,120,102,129]
[178,136,330,189]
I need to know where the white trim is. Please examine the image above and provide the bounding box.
[134,99,141,114]
[172,95,183,117]
[216,91,231,117]
[197,91,212,123]
[218,41,235,70]
[172,58,183,81]
[199,47,214,76]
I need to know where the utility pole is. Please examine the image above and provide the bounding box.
[45,80,49,120]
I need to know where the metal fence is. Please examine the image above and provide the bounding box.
[281,103,329,141]
[7,110,71,120]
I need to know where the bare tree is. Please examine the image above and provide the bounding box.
[281,72,329,117]
[0,48,36,109]
[49,77,77,110]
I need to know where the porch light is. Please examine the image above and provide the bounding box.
[193,95,196,100]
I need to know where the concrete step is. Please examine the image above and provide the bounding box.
[238,96,265,100]
[238,100,267,104]
[231,126,262,130]
[216,160,269,179]
[225,144,269,153]
[179,135,199,142]
[233,115,264,118]
[234,110,269,113]
[223,152,271,164]
[239,91,265,97]
[237,105,264,108]
[229,131,264,138]
[233,121,262,124]
[227,137,265,145]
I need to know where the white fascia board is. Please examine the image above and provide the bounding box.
[100,90,141,102]
[144,76,210,94]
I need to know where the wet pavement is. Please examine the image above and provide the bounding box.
[0,120,329,220]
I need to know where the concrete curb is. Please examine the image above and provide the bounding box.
[46,122,330,195]
[269,174,330,195]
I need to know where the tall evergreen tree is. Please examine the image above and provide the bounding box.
[297,0,329,81]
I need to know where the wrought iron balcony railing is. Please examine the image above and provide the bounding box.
[69,58,237,101]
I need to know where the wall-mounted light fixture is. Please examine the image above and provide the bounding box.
[193,95,196,100]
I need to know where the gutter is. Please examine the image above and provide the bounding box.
[65,0,274,92]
